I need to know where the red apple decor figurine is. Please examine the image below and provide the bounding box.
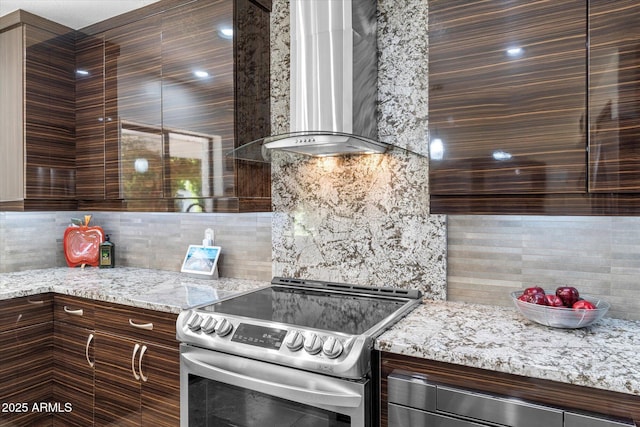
[63,215,105,268]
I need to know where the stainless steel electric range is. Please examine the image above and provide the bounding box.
[176,277,422,427]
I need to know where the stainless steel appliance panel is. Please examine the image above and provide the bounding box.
[388,373,436,412]
[181,344,368,426]
[436,385,563,427]
[565,412,636,427]
[389,403,485,427]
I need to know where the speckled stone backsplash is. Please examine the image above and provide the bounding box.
[268,0,448,298]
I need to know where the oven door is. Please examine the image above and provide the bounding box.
[180,344,369,427]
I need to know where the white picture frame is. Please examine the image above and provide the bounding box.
[181,245,221,278]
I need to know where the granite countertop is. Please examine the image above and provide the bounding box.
[376,299,640,397]
[4,268,638,397]
[0,267,268,313]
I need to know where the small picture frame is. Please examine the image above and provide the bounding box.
[181,245,221,279]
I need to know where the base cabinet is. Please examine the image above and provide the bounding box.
[52,295,96,427]
[93,303,179,426]
[380,352,640,427]
[0,294,180,427]
[94,333,179,426]
[0,295,53,427]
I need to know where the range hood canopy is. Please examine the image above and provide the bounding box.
[229,0,422,162]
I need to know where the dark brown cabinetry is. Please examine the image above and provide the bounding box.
[0,294,53,427]
[93,303,179,426]
[76,0,271,213]
[0,11,76,211]
[429,1,640,215]
[588,1,640,194]
[52,295,96,427]
[380,352,640,427]
[0,293,180,427]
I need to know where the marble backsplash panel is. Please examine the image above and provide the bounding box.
[269,0,447,297]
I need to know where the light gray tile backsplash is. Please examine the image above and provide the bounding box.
[447,215,640,320]
[0,211,272,282]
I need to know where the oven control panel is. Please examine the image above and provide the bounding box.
[181,310,350,361]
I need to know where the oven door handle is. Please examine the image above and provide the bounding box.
[182,350,363,409]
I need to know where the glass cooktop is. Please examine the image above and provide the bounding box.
[198,286,407,335]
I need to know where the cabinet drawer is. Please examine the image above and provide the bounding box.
[389,403,485,427]
[0,293,53,333]
[388,373,564,427]
[54,294,95,329]
[565,412,636,427]
[437,385,563,427]
[95,302,178,348]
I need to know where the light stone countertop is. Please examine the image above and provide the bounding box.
[0,267,268,313]
[375,299,640,397]
[3,268,638,397]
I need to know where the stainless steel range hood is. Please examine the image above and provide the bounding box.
[229,0,404,162]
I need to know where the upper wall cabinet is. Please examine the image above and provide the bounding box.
[76,0,271,213]
[429,1,640,215]
[0,11,76,211]
[588,1,640,193]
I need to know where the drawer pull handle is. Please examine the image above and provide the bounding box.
[131,343,141,380]
[27,299,45,304]
[129,319,153,330]
[63,306,84,316]
[139,345,148,382]
[85,333,95,368]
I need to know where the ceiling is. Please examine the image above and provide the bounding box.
[0,0,162,29]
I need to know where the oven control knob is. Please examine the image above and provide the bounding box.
[322,337,343,359]
[303,333,323,355]
[214,318,233,337]
[187,312,203,331]
[200,317,217,334]
[284,330,304,351]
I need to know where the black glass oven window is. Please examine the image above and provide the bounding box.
[200,286,405,335]
[188,374,351,427]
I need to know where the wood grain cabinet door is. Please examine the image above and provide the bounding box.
[588,1,640,193]
[75,32,107,200]
[53,322,95,427]
[103,15,164,204]
[94,332,143,427]
[52,295,96,427]
[93,332,180,427]
[0,323,53,427]
[428,0,587,196]
[94,302,179,426]
[139,342,180,427]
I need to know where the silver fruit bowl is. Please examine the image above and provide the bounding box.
[510,291,610,329]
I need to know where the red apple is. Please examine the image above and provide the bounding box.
[523,286,545,297]
[572,300,596,310]
[518,292,547,305]
[556,286,580,307]
[545,294,564,307]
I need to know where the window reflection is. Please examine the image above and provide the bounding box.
[120,121,222,211]
[120,123,163,199]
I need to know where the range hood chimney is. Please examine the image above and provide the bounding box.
[230,0,399,162]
